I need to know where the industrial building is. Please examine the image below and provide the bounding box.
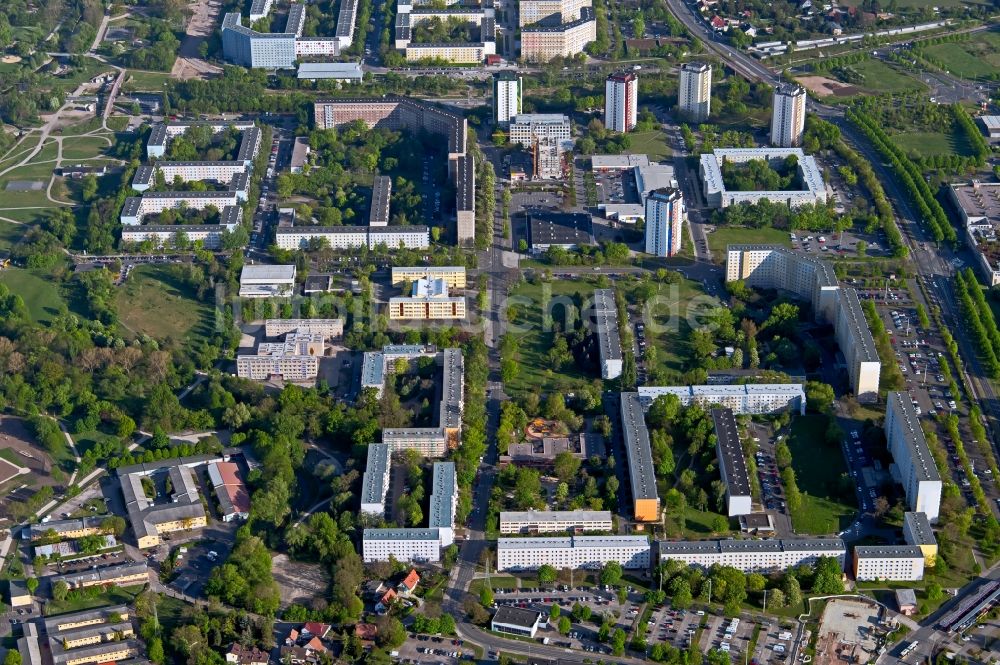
[637,384,806,415]
[604,72,638,133]
[499,510,613,535]
[658,538,847,572]
[491,607,543,638]
[496,536,651,571]
[725,244,880,402]
[711,408,752,517]
[853,545,925,581]
[593,289,622,380]
[313,97,474,245]
[885,392,942,522]
[238,264,297,299]
[700,148,827,209]
[527,210,593,254]
[678,62,712,122]
[771,83,807,148]
[591,154,649,172]
[620,392,660,522]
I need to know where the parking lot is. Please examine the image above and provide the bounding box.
[398,635,473,665]
[166,530,234,598]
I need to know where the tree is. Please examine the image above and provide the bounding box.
[25,577,38,594]
[101,516,127,537]
[746,573,766,593]
[558,616,571,635]
[873,496,890,517]
[767,588,786,609]
[538,564,557,584]
[4,651,22,665]
[601,561,623,586]
[148,638,165,665]
[52,580,69,601]
[782,575,802,608]
[550,604,560,621]
[812,556,844,594]
[553,451,582,483]
[480,586,494,607]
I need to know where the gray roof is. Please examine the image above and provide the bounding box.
[712,408,752,498]
[839,287,879,363]
[50,562,149,588]
[428,462,456,529]
[27,517,107,541]
[903,511,936,546]
[439,348,464,429]
[236,126,262,163]
[363,528,441,541]
[361,443,391,506]
[370,175,392,226]
[620,392,658,503]
[43,605,129,633]
[48,622,134,651]
[594,289,622,363]
[148,125,167,148]
[51,639,140,665]
[658,537,846,555]
[887,392,941,483]
[854,545,924,559]
[501,510,613,525]
[492,606,541,628]
[241,264,296,282]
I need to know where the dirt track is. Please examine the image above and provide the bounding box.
[171,0,224,79]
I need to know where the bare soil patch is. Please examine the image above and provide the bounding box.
[270,553,331,608]
[796,75,860,98]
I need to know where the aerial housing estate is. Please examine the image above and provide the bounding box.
[236,318,344,382]
[700,148,827,210]
[121,121,262,249]
[310,97,475,245]
[725,244,880,401]
[222,0,359,71]
[18,605,143,665]
[361,345,465,456]
[394,0,496,63]
[519,0,596,61]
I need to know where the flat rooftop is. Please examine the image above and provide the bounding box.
[620,392,658,503]
[528,210,593,248]
[501,510,612,524]
[594,288,622,363]
[658,537,846,555]
[888,391,941,483]
[711,407,751,498]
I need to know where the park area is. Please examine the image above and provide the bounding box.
[786,415,856,534]
[795,59,926,101]
[0,267,69,325]
[919,31,1000,80]
[114,264,215,349]
[890,128,975,159]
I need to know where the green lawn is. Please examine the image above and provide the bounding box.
[469,576,519,594]
[921,31,1000,80]
[61,136,112,161]
[503,278,600,395]
[786,415,856,534]
[821,59,927,99]
[706,226,791,257]
[114,264,215,349]
[637,279,713,382]
[890,129,973,159]
[43,585,144,616]
[626,130,671,161]
[0,209,53,226]
[72,430,119,458]
[681,506,733,538]
[0,267,68,325]
[0,220,26,251]
[124,69,173,91]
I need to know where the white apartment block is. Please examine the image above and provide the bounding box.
[725,244,880,401]
[120,220,240,250]
[382,428,449,457]
[146,121,258,159]
[391,266,467,289]
[494,73,522,125]
[275,225,430,251]
[700,148,827,210]
[239,264,296,299]
[509,114,572,146]
[712,408,753,517]
[360,443,392,516]
[658,538,847,573]
[886,392,942,522]
[678,62,712,122]
[771,84,807,148]
[497,536,651,571]
[388,278,466,320]
[428,461,458,547]
[853,545,925,581]
[604,72,638,133]
[518,0,590,26]
[132,162,248,192]
[594,289,622,380]
[362,529,443,562]
[520,11,596,61]
[236,332,323,381]
[404,43,494,63]
[499,510,613,535]
[264,319,344,338]
[644,188,685,257]
[637,384,806,416]
[120,192,240,226]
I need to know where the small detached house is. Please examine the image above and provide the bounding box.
[397,569,420,596]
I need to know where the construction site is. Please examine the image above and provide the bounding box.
[814,598,884,665]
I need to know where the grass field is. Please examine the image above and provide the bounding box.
[0,220,26,251]
[73,430,119,458]
[706,226,791,256]
[786,415,856,534]
[921,31,1000,80]
[821,59,927,99]
[626,130,671,161]
[639,279,713,381]
[61,136,112,161]
[44,585,144,615]
[0,268,68,325]
[114,264,215,348]
[890,129,973,158]
[124,69,173,90]
[503,278,596,394]
[0,209,53,226]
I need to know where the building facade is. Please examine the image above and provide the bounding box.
[499,510,613,535]
[391,266,467,288]
[700,148,827,210]
[508,114,572,146]
[903,511,938,567]
[678,62,712,122]
[497,536,651,571]
[604,72,638,133]
[658,538,847,572]
[637,384,806,415]
[770,84,807,148]
[853,546,925,581]
[644,188,684,257]
[885,392,942,522]
[520,10,596,61]
[493,72,522,125]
